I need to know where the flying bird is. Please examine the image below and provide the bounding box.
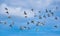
[47,13,51,17]
[8,16,11,19]
[38,11,41,13]
[6,11,9,14]
[5,8,8,10]
[31,9,33,11]
[46,9,48,13]
[54,25,58,28]
[31,20,34,24]
[4,21,7,24]
[43,15,46,19]
[39,15,42,19]
[24,11,27,15]
[9,22,14,27]
[27,22,30,25]
[19,26,27,30]
[54,17,58,20]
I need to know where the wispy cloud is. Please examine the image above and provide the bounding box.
[0,3,35,18]
[0,0,58,18]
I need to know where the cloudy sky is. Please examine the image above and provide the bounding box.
[0,0,60,36]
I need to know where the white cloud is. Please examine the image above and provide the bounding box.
[0,0,54,18]
[0,4,35,18]
[3,0,52,9]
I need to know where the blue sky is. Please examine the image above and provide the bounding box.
[0,0,60,36]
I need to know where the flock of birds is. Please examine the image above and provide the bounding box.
[0,6,59,32]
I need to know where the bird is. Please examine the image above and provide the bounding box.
[9,22,14,27]
[50,12,54,16]
[38,11,41,13]
[39,15,42,19]
[4,21,7,24]
[54,17,58,20]
[27,22,30,25]
[46,9,48,13]
[31,9,33,11]
[56,6,58,10]
[9,24,13,28]
[24,11,27,15]
[27,27,31,30]
[47,13,51,17]
[25,16,27,18]
[43,15,46,19]
[5,8,8,10]
[31,20,34,24]
[36,21,41,26]
[19,26,27,30]
[8,16,11,19]
[49,10,51,12]
[54,25,58,28]
[6,11,9,14]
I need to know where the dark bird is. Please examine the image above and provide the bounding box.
[6,11,9,14]
[56,6,58,10]
[49,10,51,12]
[9,24,13,27]
[46,9,48,13]
[24,11,27,15]
[39,15,42,19]
[36,21,41,26]
[9,22,14,27]
[31,20,34,24]
[54,17,58,20]
[4,21,7,24]
[5,8,8,10]
[27,27,31,30]
[25,16,27,18]
[38,11,41,13]
[27,22,30,25]
[47,13,51,17]
[50,12,54,16]
[19,26,27,30]
[31,9,33,11]
[43,15,46,19]
[8,16,11,19]
[54,25,58,28]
